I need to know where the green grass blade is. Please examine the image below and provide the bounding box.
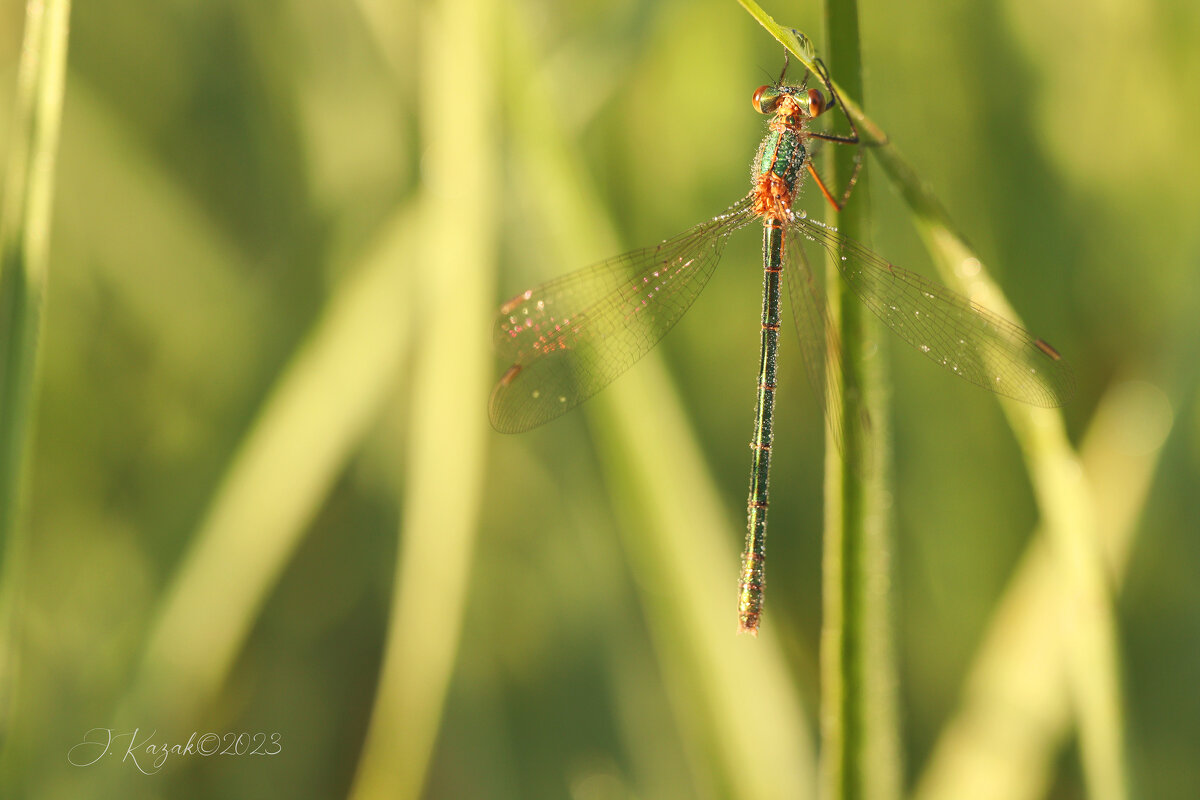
[914,380,1170,800]
[818,2,901,800]
[0,0,72,753]
[123,205,418,723]
[847,57,1131,800]
[347,0,496,797]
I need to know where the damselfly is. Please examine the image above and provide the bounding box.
[489,52,1074,634]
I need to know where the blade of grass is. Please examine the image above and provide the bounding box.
[122,204,418,725]
[826,45,1129,800]
[503,10,816,800]
[913,379,1170,800]
[0,0,72,758]
[839,123,1129,800]
[347,0,495,796]
[815,2,901,800]
[740,6,1127,799]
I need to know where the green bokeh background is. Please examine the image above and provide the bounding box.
[1,0,1198,798]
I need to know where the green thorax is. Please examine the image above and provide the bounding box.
[752,126,806,191]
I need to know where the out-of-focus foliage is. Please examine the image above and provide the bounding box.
[0,0,1197,798]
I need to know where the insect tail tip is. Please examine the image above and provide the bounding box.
[737,619,760,637]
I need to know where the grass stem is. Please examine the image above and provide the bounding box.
[0,0,72,763]
[817,2,901,800]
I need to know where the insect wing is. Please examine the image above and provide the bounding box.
[783,226,872,455]
[792,216,1075,407]
[490,199,758,433]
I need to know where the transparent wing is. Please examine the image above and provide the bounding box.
[783,227,872,455]
[490,198,758,433]
[790,215,1076,407]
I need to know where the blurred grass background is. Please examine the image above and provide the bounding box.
[0,0,1197,798]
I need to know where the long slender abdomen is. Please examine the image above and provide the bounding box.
[738,219,785,634]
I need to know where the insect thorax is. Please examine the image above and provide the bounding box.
[752,127,806,217]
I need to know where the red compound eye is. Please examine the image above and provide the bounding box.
[752,85,781,114]
[807,88,825,116]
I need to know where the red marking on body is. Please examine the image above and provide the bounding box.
[771,95,805,129]
[753,173,795,219]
